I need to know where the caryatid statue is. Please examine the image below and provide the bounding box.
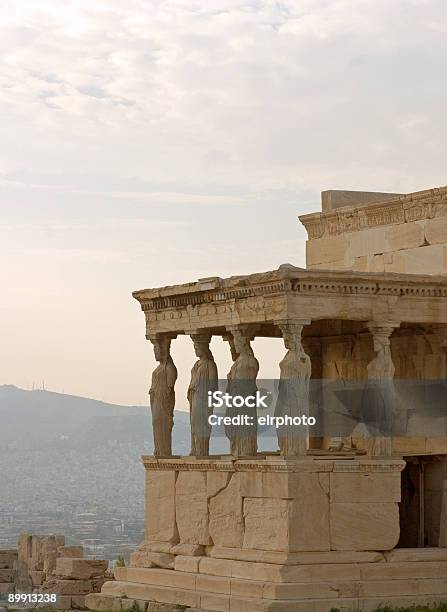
[275,322,311,456]
[187,333,218,456]
[225,327,259,457]
[364,322,399,457]
[148,335,177,457]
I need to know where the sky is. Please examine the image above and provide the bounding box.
[1,0,447,406]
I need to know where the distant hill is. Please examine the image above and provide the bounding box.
[0,384,190,452]
[0,385,195,552]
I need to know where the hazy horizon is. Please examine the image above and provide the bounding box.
[2,0,447,406]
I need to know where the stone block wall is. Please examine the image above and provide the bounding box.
[3,535,110,610]
[133,457,405,570]
[0,549,17,596]
[300,186,447,273]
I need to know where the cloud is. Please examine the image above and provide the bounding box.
[1,0,446,194]
[1,0,447,404]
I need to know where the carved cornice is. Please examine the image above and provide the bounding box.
[142,456,405,473]
[134,268,447,314]
[299,186,447,239]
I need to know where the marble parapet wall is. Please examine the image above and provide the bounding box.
[300,185,447,273]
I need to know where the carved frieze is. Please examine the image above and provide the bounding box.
[300,187,447,239]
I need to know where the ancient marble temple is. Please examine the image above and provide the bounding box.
[87,186,447,612]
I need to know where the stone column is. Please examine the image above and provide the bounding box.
[365,322,400,457]
[276,320,311,456]
[148,333,178,457]
[187,332,218,457]
[225,325,259,457]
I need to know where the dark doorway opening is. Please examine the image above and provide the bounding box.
[399,456,446,548]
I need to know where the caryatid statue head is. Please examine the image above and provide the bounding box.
[232,329,254,357]
[372,332,390,356]
[280,323,304,353]
[192,334,212,360]
[151,336,171,363]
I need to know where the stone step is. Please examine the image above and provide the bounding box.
[384,547,447,562]
[117,563,447,590]
[117,567,357,600]
[87,591,447,612]
[175,555,447,582]
[182,556,363,582]
[101,580,201,608]
[107,568,447,602]
[116,567,197,590]
[209,547,384,565]
[85,593,117,611]
[360,560,447,580]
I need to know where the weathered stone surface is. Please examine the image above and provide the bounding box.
[321,190,402,212]
[329,472,401,503]
[85,593,118,611]
[175,472,211,545]
[92,577,108,592]
[348,225,390,259]
[243,498,290,551]
[206,472,230,498]
[306,235,348,266]
[0,569,15,582]
[141,542,173,554]
[29,570,45,586]
[0,583,14,594]
[131,550,175,570]
[104,580,200,608]
[330,502,400,551]
[146,471,178,543]
[0,550,17,566]
[17,534,32,564]
[174,555,200,573]
[170,543,204,557]
[209,546,384,565]
[289,473,330,552]
[425,216,447,245]
[71,594,87,608]
[58,545,84,558]
[55,558,108,580]
[385,244,447,274]
[386,221,425,251]
[208,474,243,548]
[264,578,359,599]
[361,561,447,581]
[384,548,447,562]
[42,578,94,595]
[115,567,196,590]
[52,595,72,609]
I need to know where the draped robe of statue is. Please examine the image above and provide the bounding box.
[364,330,395,457]
[225,336,259,457]
[187,344,218,456]
[275,329,311,456]
[149,340,177,457]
